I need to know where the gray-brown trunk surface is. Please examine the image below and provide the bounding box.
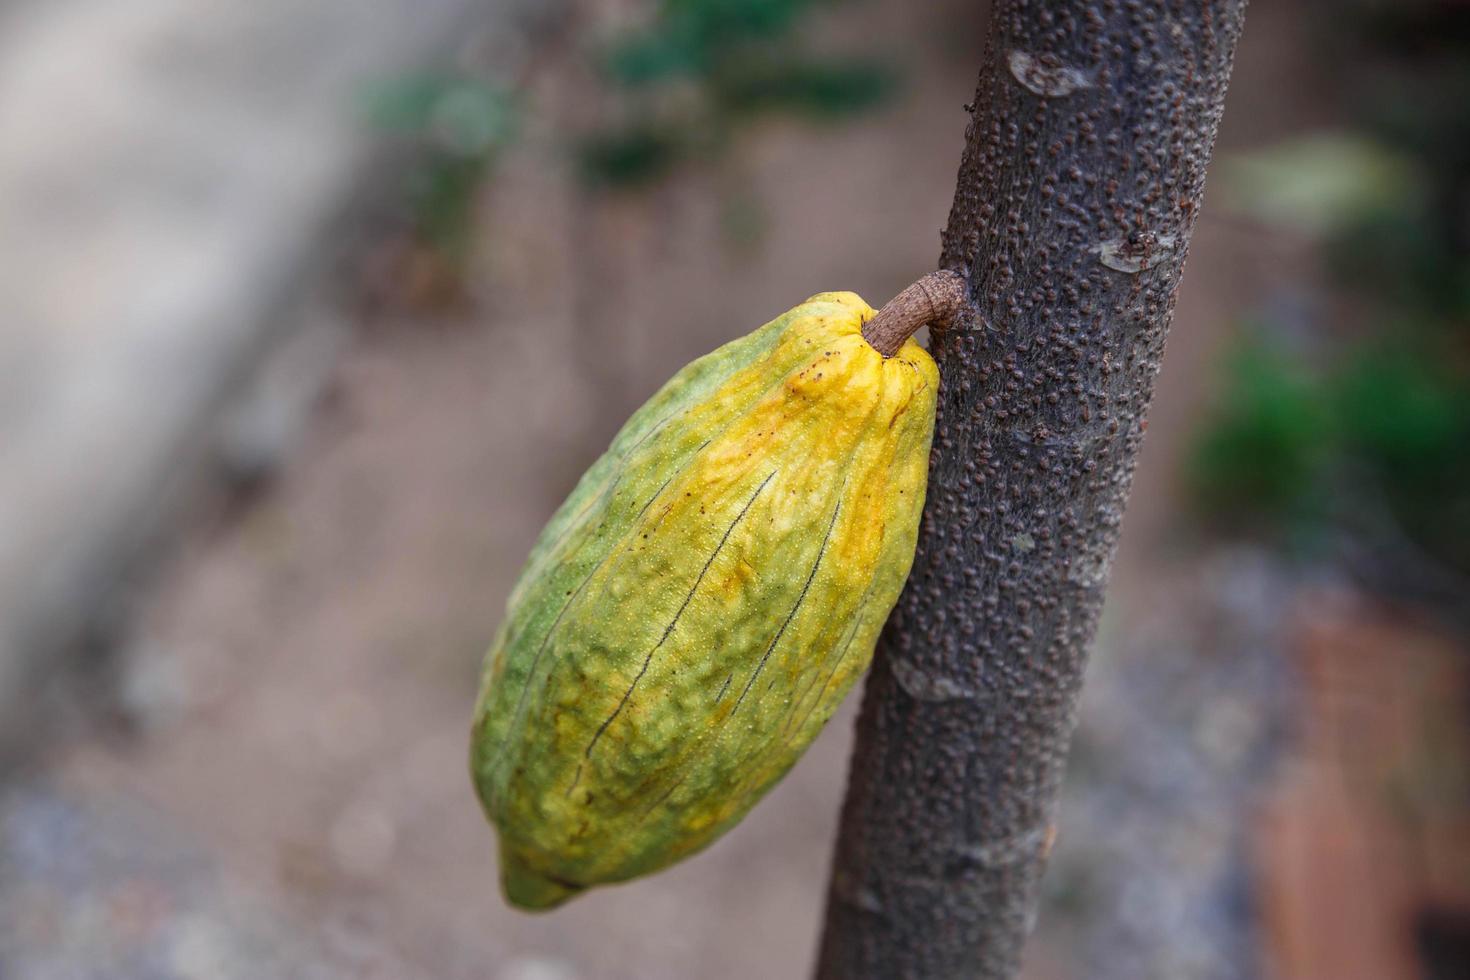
[816,1,1249,977]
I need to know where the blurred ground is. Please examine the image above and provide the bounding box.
[2,1,1466,979]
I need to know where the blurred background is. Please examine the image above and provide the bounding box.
[1,0,1466,977]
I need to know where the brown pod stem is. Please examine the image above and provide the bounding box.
[860,270,968,357]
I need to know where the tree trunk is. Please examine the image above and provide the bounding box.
[815,2,1248,977]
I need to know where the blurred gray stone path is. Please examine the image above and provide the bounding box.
[0,780,415,978]
[0,0,502,755]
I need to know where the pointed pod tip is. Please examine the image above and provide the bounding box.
[500,846,584,911]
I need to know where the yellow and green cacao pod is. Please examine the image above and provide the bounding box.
[469,290,938,909]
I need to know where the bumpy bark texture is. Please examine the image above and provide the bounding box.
[816,2,1248,978]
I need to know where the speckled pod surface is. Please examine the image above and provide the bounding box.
[469,291,938,909]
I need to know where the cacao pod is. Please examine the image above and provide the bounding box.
[470,281,952,909]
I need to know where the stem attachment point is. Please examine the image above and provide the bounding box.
[861,270,968,357]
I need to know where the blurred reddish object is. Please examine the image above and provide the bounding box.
[1257,597,1470,980]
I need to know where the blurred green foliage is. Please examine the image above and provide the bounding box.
[604,0,814,85]
[1189,338,1332,529]
[579,0,896,188]
[1188,333,1470,567]
[361,2,894,276]
[365,74,519,258]
[1189,0,1470,583]
[1219,135,1421,238]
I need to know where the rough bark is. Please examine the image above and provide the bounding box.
[816,2,1248,977]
